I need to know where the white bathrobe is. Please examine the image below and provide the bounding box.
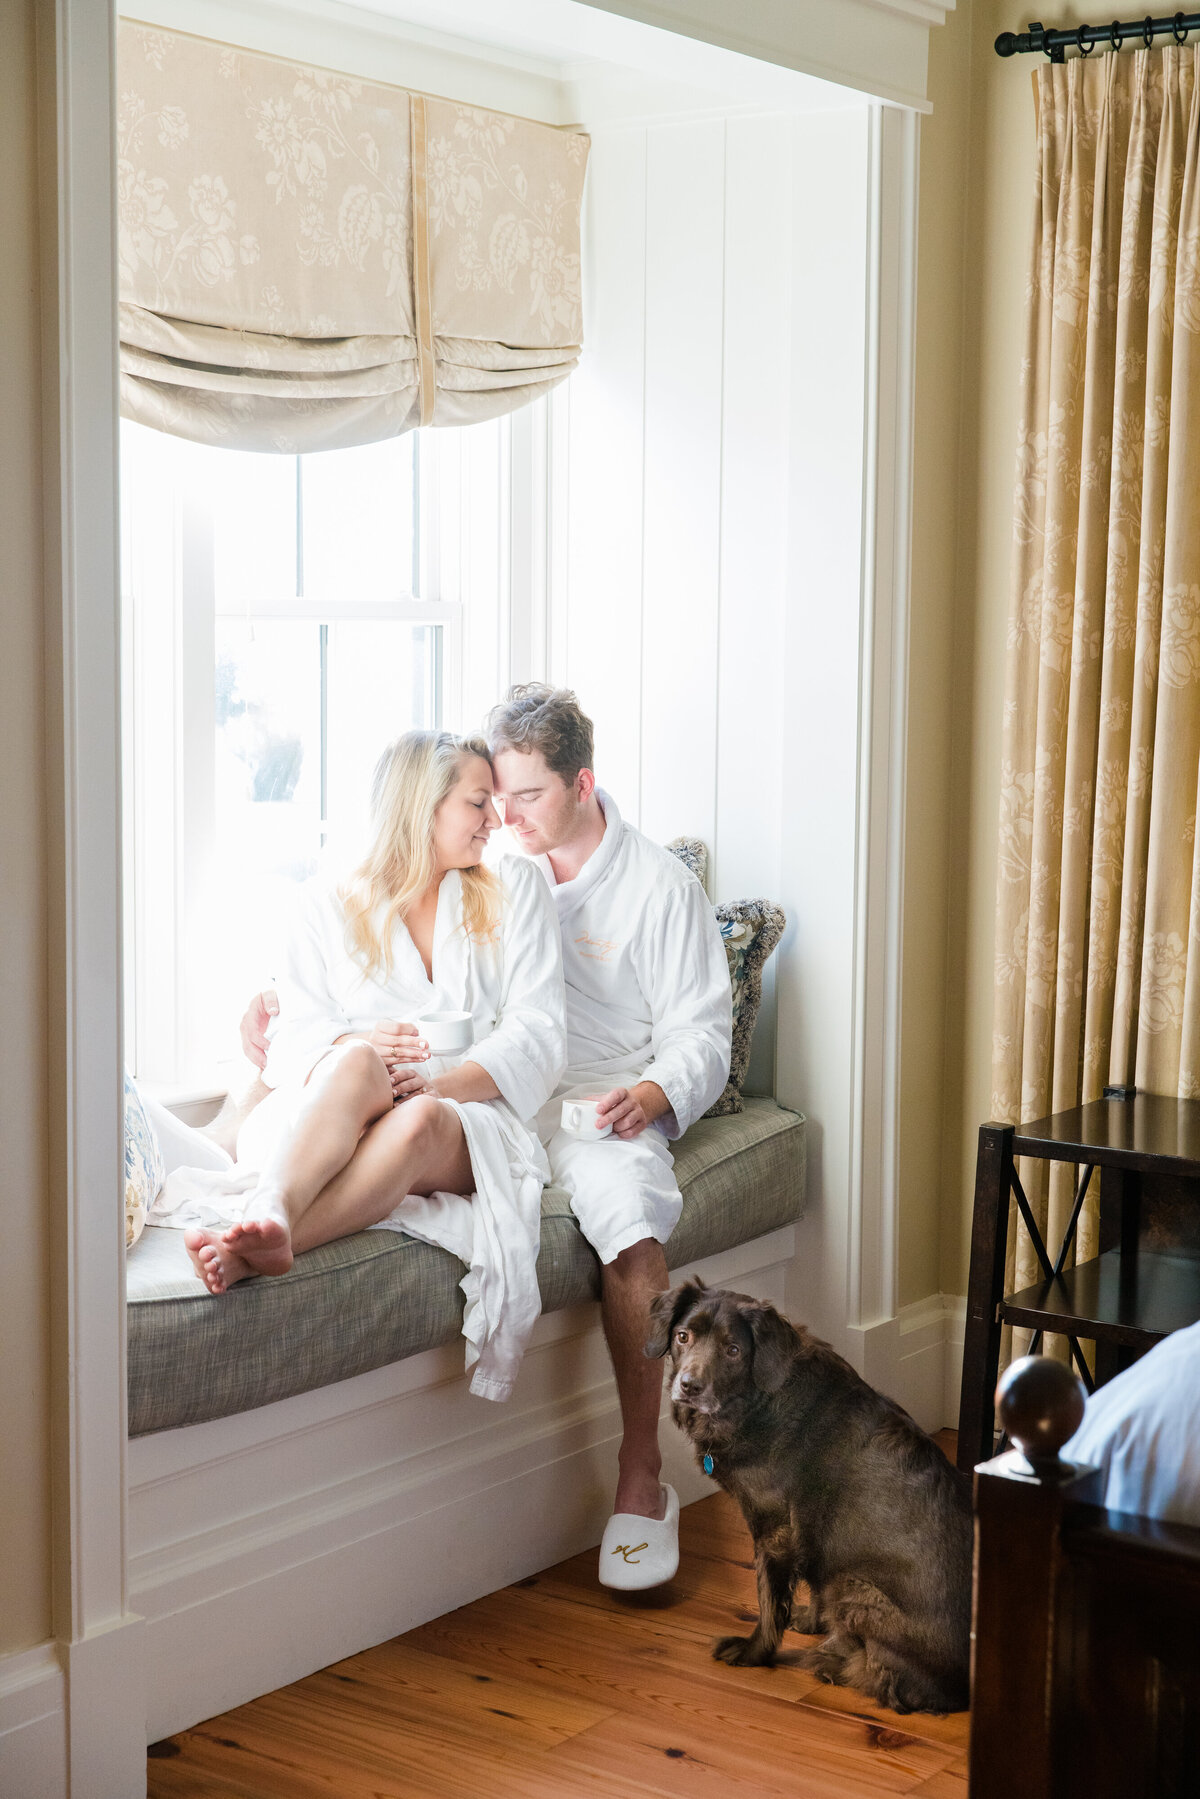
[152,854,566,1401]
[526,791,733,1262]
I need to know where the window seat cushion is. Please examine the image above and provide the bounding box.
[127,1097,805,1437]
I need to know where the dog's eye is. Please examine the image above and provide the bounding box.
[725,1343,741,1358]
[675,1328,689,1344]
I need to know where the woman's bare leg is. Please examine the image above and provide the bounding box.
[291,1094,473,1252]
[186,1042,392,1292]
[188,1095,473,1291]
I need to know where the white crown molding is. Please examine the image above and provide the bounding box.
[137,0,953,114]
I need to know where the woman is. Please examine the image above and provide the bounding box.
[157,731,566,1400]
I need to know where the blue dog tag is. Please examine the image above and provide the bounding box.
[703,1453,714,1476]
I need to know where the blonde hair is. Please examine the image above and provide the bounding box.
[339,731,502,980]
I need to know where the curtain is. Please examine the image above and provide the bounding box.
[992,47,1200,1308]
[116,23,588,451]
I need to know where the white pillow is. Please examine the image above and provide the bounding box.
[1062,1321,1200,1527]
[124,1074,165,1248]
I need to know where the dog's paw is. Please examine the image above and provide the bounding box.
[796,1645,850,1686]
[712,1634,775,1668]
[789,1604,821,1635]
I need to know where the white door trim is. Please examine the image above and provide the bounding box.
[847,101,919,1343]
[39,0,145,1791]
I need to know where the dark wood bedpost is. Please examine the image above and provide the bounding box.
[969,1355,1102,1799]
[957,1124,1015,1471]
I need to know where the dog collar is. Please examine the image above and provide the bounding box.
[702,1453,715,1476]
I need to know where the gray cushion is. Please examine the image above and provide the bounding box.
[127,1097,806,1436]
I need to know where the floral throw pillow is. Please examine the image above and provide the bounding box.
[663,839,785,1117]
[125,1073,165,1249]
[665,836,709,889]
[706,899,786,1115]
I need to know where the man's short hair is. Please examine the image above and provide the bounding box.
[486,683,595,785]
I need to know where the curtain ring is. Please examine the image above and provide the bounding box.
[1078,24,1093,54]
[1110,20,1122,51]
[1173,12,1189,44]
[1143,15,1155,49]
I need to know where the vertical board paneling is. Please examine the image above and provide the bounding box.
[639,120,726,847]
[714,114,794,1092]
[459,419,504,733]
[565,128,647,813]
[775,109,871,1345]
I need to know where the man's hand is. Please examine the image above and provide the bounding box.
[240,990,279,1070]
[595,1081,670,1142]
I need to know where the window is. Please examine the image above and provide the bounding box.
[121,415,522,1089]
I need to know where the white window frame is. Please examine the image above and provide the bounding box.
[120,423,520,1094]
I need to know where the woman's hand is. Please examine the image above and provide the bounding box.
[358,1020,430,1095]
[391,1064,435,1102]
[363,1019,428,1061]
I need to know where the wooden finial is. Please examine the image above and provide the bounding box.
[995,1355,1086,1475]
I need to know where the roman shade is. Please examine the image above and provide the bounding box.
[116,21,588,451]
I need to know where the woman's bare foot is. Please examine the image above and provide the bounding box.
[184,1227,254,1294]
[222,1199,294,1278]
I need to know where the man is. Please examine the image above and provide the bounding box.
[484,684,731,1587]
[241,685,731,1588]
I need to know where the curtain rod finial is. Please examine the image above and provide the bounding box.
[995,30,1019,53]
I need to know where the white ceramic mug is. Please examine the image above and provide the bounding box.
[417,1010,473,1055]
[560,1096,613,1139]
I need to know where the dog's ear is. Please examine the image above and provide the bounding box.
[644,1278,706,1359]
[738,1300,798,1394]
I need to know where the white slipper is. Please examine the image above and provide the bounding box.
[598,1484,680,1590]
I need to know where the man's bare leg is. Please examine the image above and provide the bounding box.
[601,1237,669,1520]
[202,1075,270,1160]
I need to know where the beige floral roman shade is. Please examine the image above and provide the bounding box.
[992,47,1200,1313]
[117,22,588,451]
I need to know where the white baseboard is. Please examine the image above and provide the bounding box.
[843,1292,966,1434]
[129,1226,796,1743]
[0,1646,66,1799]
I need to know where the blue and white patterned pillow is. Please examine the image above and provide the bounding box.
[663,839,785,1117]
[125,1073,165,1248]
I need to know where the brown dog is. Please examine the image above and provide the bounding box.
[645,1280,972,1714]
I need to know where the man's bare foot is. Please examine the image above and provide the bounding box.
[222,1207,294,1277]
[184,1227,254,1295]
[613,1472,668,1520]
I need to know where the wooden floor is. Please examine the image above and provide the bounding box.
[148,1454,969,1798]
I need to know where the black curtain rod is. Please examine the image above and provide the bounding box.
[997,11,1200,60]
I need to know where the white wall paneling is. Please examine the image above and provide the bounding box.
[564,123,649,816]
[773,107,872,1353]
[638,119,726,848]
[715,112,794,1092]
[560,98,927,1368]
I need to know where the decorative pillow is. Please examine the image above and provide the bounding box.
[663,838,785,1117]
[125,1073,165,1249]
[706,899,786,1115]
[665,836,709,889]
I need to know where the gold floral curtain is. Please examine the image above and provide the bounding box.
[993,46,1200,1303]
[117,22,589,451]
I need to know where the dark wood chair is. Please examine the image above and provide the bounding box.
[957,1091,1200,1473]
[970,1356,1200,1799]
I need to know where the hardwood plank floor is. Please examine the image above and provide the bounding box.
[148,1479,969,1799]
